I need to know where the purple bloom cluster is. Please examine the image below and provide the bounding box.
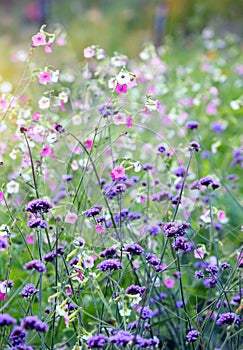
[186,330,200,342]
[0,235,8,250]
[186,121,199,129]
[0,313,16,327]
[125,284,146,296]
[84,205,102,217]
[151,190,173,202]
[171,237,194,252]
[162,222,189,237]
[87,333,108,348]
[10,326,26,346]
[99,247,117,258]
[27,218,48,229]
[125,243,144,256]
[109,330,133,346]
[21,284,38,298]
[22,316,48,332]
[24,259,46,273]
[216,312,241,326]
[25,198,52,214]
[43,246,65,263]
[97,259,123,272]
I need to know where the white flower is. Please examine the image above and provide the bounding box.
[46,133,58,143]
[51,70,59,83]
[108,77,117,89]
[116,71,130,84]
[59,91,68,103]
[38,96,50,109]
[6,180,19,194]
[72,114,82,125]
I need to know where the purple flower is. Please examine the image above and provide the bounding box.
[84,205,102,217]
[125,243,144,256]
[0,313,16,327]
[24,260,46,273]
[109,330,133,346]
[189,141,200,152]
[163,222,189,238]
[145,253,160,266]
[26,199,52,214]
[172,237,190,251]
[99,247,117,258]
[157,145,166,153]
[221,262,230,270]
[216,312,240,326]
[203,278,217,288]
[62,174,73,181]
[211,122,225,133]
[43,251,56,262]
[206,265,219,276]
[195,271,204,279]
[87,334,108,348]
[125,285,146,296]
[22,316,48,332]
[0,236,8,250]
[200,176,213,187]
[186,121,199,129]
[97,259,123,272]
[10,326,26,346]
[186,330,200,342]
[27,218,48,229]
[173,166,186,177]
[140,306,153,320]
[21,284,38,298]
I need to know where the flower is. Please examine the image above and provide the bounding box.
[97,259,123,272]
[125,285,146,296]
[109,330,133,346]
[186,330,200,343]
[163,278,175,289]
[194,247,206,259]
[10,326,26,346]
[0,313,16,327]
[110,166,125,181]
[125,243,144,256]
[6,180,19,194]
[65,212,78,224]
[186,121,199,129]
[115,84,128,94]
[32,33,47,47]
[99,247,117,258]
[27,218,48,229]
[87,334,108,348]
[22,316,48,332]
[113,112,126,125]
[21,284,38,298]
[38,71,51,85]
[26,199,52,214]
[38,96,50,109]
[24,260,46,273]
[216,312,240,326]
[83,46,96,58]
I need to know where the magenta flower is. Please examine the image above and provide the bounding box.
[110,166,125,181]
[115,84,128,94]
[95,223,105,234]
[38,71,51,85]
[40,145,56,158]
[32,32,47,47]
[126,115,133,127]
[163,278,175,289]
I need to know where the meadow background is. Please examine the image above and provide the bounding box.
[0,1,242,349]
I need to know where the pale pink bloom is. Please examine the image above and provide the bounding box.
[32,111,41,121]
[57,36,67,46]
[115,84,128,94]
[210,86,218,96]
[113,112,126,125]
[163,278,175,289]
[0,98,7,110]
[71,160,79,171]
[45,42,53,53]
[6,180,19,194]
[60,100,65,111]
[38,96,50,109]
[32,32,47,47]
[217,210,228,223]
[206,103,217,115]
[84,139,93,150]
[38,71,51,85]
[194,247,206,259]
[65,212,78,224]
[75,270,83,281]
[83,256,94,268]
[83,46,96,58]
[40,145,56,158]
[126,115,133,128]
[95,223,105,234]
[110,166,125,181]
[127,75,137,88]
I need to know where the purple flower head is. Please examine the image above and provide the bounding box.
[172,237,190,252]
[186,330,200,343]
[211,122,225,133]
[186,121,199,129]
[0,313,16,327]
[98,103,114,118]
[195,270,204,279]
[125,243,144,256]
[27,218,48,229]
[109,330,133,346]
[24,260,46,273]
[157,145,166,153]
[99,247,117,258]
[0,236,8,250]
[62,174,73,181]
[22,316,48,332]
[221,262,230,270]
[87,333,108,348]
[26,198,52,214]
[173,166,186,177]
[145,253,160,266]
[97,259,123,272]
[84,205,102,217]
[140,306,153,320]
[200,176,213,187]
[10,326,26,346]
[21,284,38,298]
[163,222,189,238]
[43,251,56,263]
[125,285,146,296]
[211,182,220,190]
[216,312,240,326]
[203,277,217,288]
[189,141,200,152]
[69,257,79,266]
[206,265,219,276]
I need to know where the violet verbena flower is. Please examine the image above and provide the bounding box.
[22,316,48,332]
[97,259,123,272]
[25,198,52,214]
[125,285,146,296]
[27,218,48,229]
[195,270,204,279]
[189,141,200,152]
[134,335,159,348]
[125,243,144,256]
[216,312,241,326]
[10,326,26,346]
[87,334,108,348]
[0,313,16,326]
[140,306,153,320]
[109,330,133,346]
[186,330,200,342]
[199,176,214,187]
[24,260,46,273]
[21,284,38,298]
[162,222,189,237]
[186,121,199,129]
[99,247,117,258]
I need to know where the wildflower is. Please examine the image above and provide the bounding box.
[65,212,78,224]
[126,115,133,127]
[22,316,48,332]
[195,271,204,279]
[10,326,26,346]
[0,313,16,326]
[95,223,105,234]
[194,247,206,259]
[163,278,175,289]
[26,199,52,214]
[83,46,96,58]
[32,32,47,47]
[6,180,19,194]
[38,71,51,85]
[157,145,166,153]
[24,259,46,273]
[189,141,200,152]
[21,284,38,298]
[27,218,48,229]
[110,166,125,181]
[87,334,108,348]
[221,262,230,270]
[216,312,240,326]
[115,84,128,94]
[186,330,200,343]
[99,247,117,258]
[109,330,133,346]
[113,112,126,125]
[97,259,123,272]
[203,278,217,288]
[186,121,199,129]
[125,243,144,256]
[125,285,146,297]
[38,96,50,109]
[200,176,214,187]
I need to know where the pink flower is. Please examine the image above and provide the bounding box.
[110,166,125,181]
[237,253,243,268]
[65,212,78,224]
[40,145,56,158]
[45,42,53,53]
[0,98,7,110]
[194,247,205,259]
[26,236,35,244]
[206,103,217,115]
[127,76,137,89]
[38,71,51,85]
[217,210,228,223]
[0,282,8,301]
[95,223,105,234]
[113,112,126,125]
[84,139,93,150]
[163,278,175,289]
[83,46,96,58]
[0,191,4,202]
[32,32,47,47]
[115,84,128,94]
[57,36,67,46]
[126,115,133,128]
[65,285,73,295]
